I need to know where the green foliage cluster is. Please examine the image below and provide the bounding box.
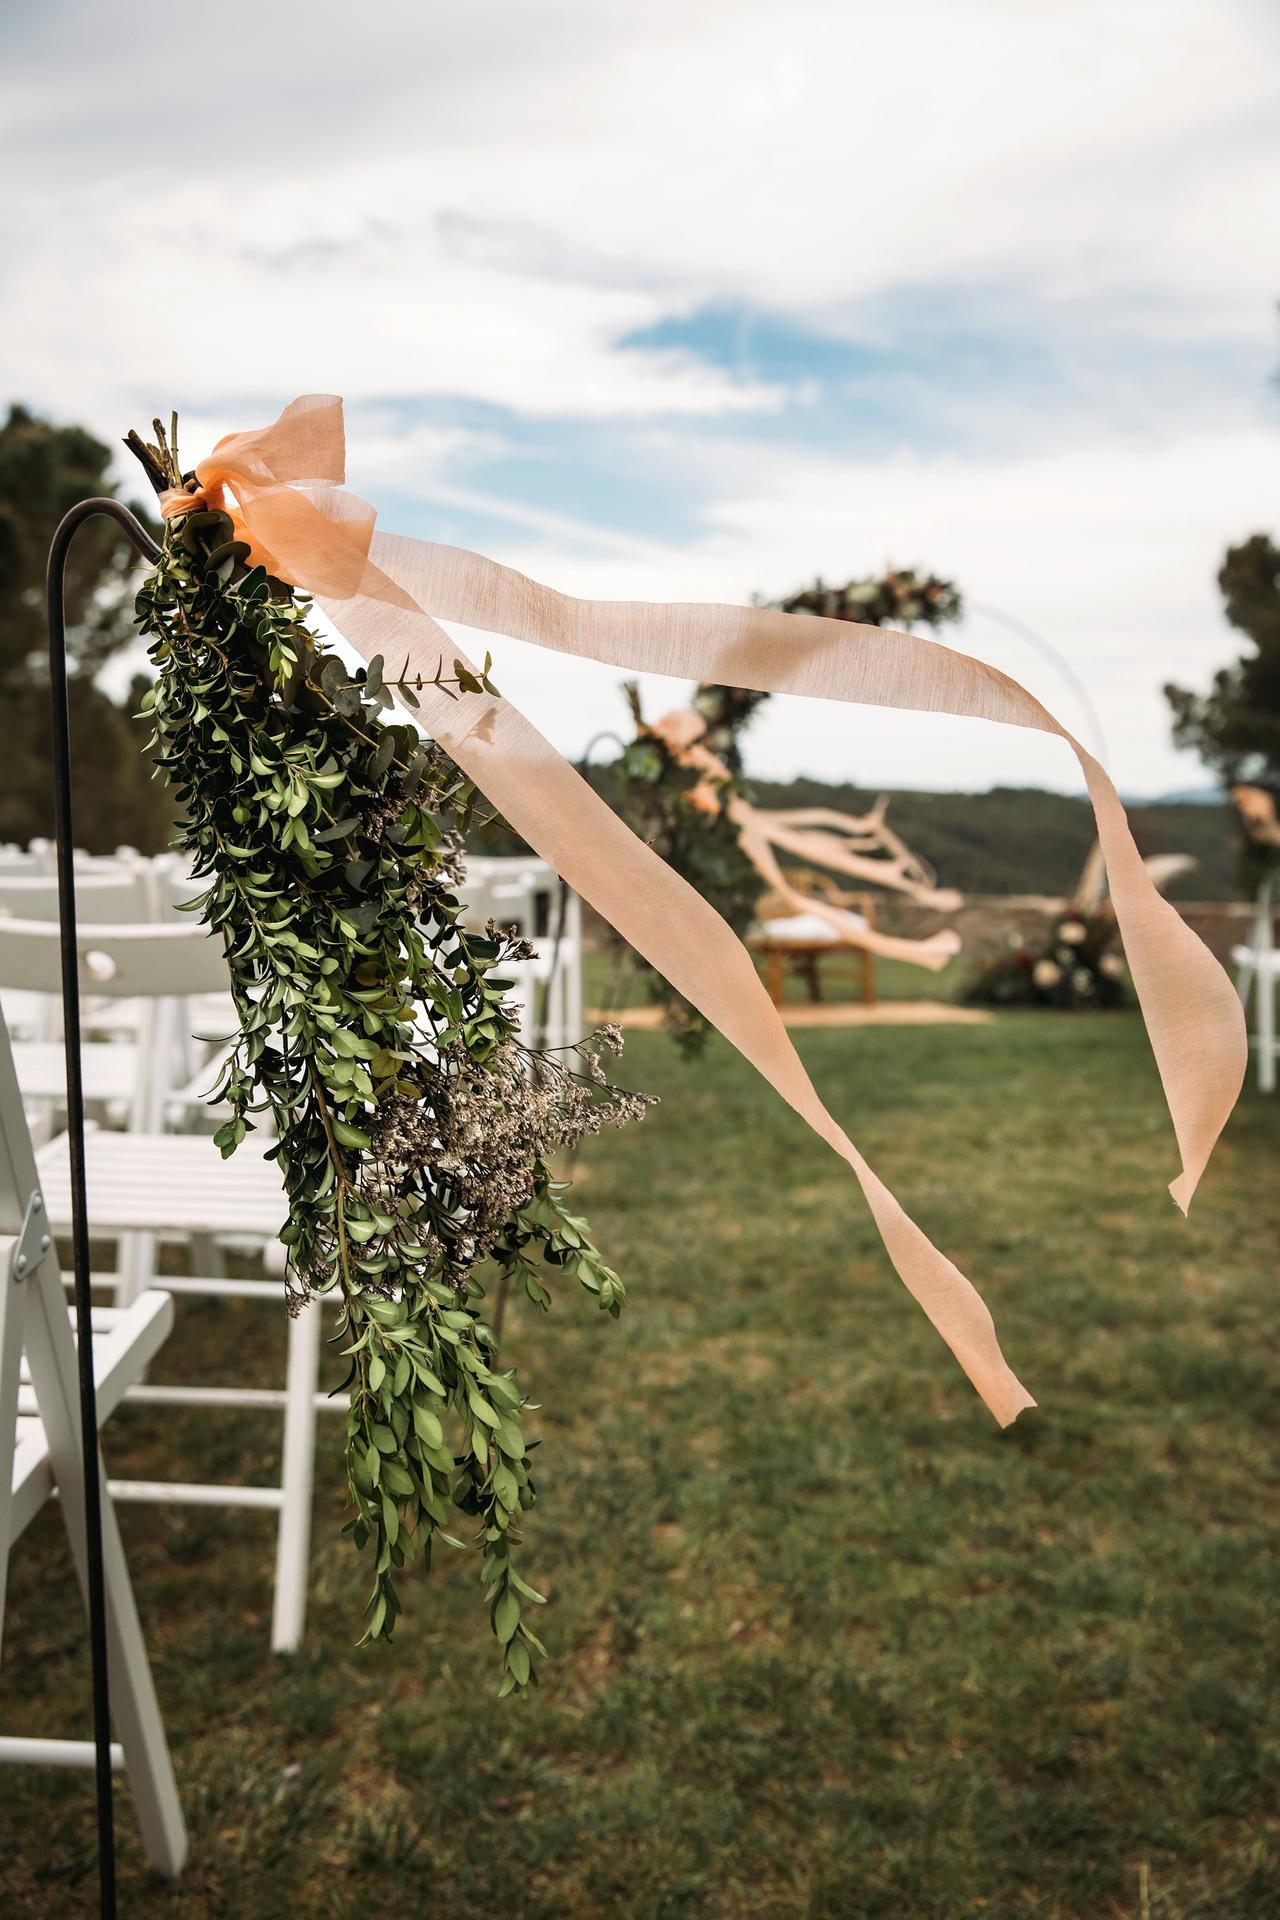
[1166,534,1280,788]
[616,685,758,1053]
[131,426,647,1692]
[688,683,770,777]
[965,905,1129,1011]
[774,565,962,630]
[0,403,171,851]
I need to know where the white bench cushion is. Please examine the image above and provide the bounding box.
[756,911,867,944]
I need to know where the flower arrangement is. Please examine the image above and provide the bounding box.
[127,417,652,1690]
[965,907,1129,1010]
[773,566,962,630]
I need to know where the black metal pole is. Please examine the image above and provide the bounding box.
[45,498,160,1920]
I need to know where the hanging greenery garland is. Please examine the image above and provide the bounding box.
[616,569,963,1048]
[616,684,761,1052]
[126,418,652,1693]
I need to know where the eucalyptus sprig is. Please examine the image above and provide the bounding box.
[127,418,651,1692]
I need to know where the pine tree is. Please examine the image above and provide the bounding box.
[1165,532,1280,788]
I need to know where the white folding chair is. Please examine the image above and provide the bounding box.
[0,1010,186,1875]
[0,917,226,1290]
[1234,879,1278,1094]
[458,856,584,1050]
[542,881,584,1052]
[0,917,333,1651]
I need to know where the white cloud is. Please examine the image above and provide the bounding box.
[1,178,788,428]
[2,0,1277,801]
[4,0,1276,425]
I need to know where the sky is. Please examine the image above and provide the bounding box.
[2,0,1277,797]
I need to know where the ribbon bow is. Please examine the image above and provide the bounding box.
[161,395,1246,1427]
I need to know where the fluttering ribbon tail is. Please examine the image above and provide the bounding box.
[161,393,1248,1425]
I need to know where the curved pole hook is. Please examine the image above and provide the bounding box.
[44,497,160,1920]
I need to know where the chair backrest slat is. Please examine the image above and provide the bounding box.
[0,872,156,925]
[0,920,232,1000]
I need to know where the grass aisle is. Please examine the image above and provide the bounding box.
[2,1012,1277,1918]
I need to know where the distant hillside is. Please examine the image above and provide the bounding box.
[469,776,1243,901]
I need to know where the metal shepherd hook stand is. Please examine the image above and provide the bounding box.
[45,497,160,1920]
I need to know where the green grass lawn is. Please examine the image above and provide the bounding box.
[2,1012,1277,1918]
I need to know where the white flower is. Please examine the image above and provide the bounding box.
[1059,920,1087,945]
[1072,969,1094,994]
[1033,959,1062,989]
[1098,952,1125,979]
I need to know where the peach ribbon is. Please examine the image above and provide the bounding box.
[160,394,1247,1427]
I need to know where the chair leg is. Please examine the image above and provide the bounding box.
[23,1262,186,1875]
[1235,958,1254,1013]
[0,1234,29,1660]
[92,1489,188,1874]
[116,1230,157,1310]
[189,1233,224,1281]
[1260,966,1276,1095]
[271,1298,322,1653]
